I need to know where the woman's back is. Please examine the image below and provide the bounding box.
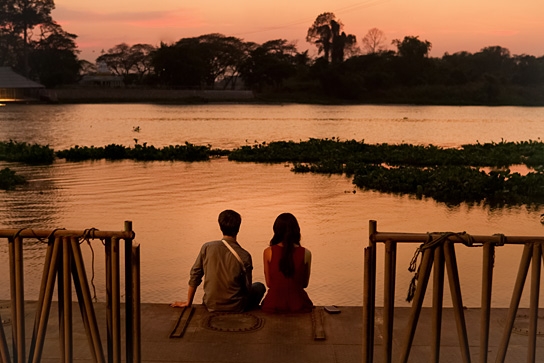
[262,244,313,313]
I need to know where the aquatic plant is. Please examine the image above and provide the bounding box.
[57,142,222,162]
[0,167,26,190]
[56,145,106,161]
[0,140,55,164]
[231,139,544,206]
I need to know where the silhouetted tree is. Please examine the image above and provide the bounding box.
[392,36,433,85]
[392,36,432,59]
[28,22,80,87]
[361,28,388,54]
[239,39,298,91]
[306,12,357,63]
[0,0,55,75]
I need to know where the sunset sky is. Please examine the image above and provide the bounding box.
[53,0,544,62]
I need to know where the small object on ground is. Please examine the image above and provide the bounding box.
[324,305,341,314]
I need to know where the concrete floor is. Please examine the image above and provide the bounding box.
[1,302,543,362]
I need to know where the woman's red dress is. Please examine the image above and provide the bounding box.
[261,245,313,313]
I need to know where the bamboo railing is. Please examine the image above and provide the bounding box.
[0,221,140,363]
[363,220,544,363]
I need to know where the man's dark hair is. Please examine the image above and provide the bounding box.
[218,210,241,237]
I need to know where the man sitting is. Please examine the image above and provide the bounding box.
[171,209,265,312]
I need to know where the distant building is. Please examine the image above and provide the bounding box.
[80,61,124,88]
[0,67,45,102]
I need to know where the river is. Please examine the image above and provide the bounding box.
[0,103,543,307]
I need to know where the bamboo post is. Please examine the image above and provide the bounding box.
[363,220,378,363]
[480,242,494,363]
[71,237,105,363]
[31,237,61,363]
[62,237,73,363]
[132,242,141,363]
[383,240,396,363]
[432,245,445,363]
[0,312,10,363]
[124,221,133,363]
[8,237,17,363]
[9,236,25,363]
[111,236,121,363]
[495,243,533,363]
[363,247,372,363]
[58,241,65,363]
[28,238,54,362]
[444,241,471,363]
[105,237,113,363]
[527,243,541,363]
[399,247,434,363]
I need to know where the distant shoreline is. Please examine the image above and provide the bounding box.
[52,88,256,104]
[7,85,544,106]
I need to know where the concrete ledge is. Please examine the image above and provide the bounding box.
[1,302,543,362]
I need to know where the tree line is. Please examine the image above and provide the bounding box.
[1,2,543,104]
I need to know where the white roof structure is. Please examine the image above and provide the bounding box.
[0,67,44,88]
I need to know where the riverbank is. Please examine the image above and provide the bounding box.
[8,83,542,106]
[52,88,255,103]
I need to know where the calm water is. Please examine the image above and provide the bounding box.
[0,104,543,307]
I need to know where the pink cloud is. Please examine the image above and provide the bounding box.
[54,6,203,28]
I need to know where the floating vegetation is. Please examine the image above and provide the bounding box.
[0,140,55,164]
[3,137,544,206]
[230,138,544,206]
[56,142,229,162]
[0,167,26,190]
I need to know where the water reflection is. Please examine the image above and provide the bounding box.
[0,104,543,307]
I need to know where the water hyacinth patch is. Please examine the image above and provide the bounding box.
[0,167,26,190]
[0,140,55,164]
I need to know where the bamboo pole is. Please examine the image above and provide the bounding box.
[12,236,25,363]
[58,241,65,363]
[372,232,540,245]
[105,237,113,363]
[495,243,533,363]
[71,237,105,363]
[124,221,133,363]
[431,245,445,363]
[111,236,121,363]
[31,237,61,363]
[527,243,541,363]
[0,229,133,240]
[0,312,10,363]
[368,220,376,363]
[399,248,434,363]
[383,240,396,363]
[62,237,73,363]
[444,241,471,363]
[480,242,495,363]
[363,247,372,363]
[8,237,17,363]
[132,242,141,363]
[28,239,54,362]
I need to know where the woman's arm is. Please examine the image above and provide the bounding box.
[263,247,272,287]
[303,248,312,288]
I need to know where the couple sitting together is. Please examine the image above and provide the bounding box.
[171,209,313,313]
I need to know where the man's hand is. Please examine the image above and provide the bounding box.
[170,301,190,308]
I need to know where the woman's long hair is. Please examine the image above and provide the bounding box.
[270,213,301,278]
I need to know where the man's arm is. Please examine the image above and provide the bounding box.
[171,246,204,308]
[170,285,197,308]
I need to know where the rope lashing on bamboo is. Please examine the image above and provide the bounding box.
[406,231,476,302]
[80,228,101,301]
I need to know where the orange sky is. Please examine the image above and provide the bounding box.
[53,0,544,62]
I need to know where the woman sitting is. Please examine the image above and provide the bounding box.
[261,213,313,313]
